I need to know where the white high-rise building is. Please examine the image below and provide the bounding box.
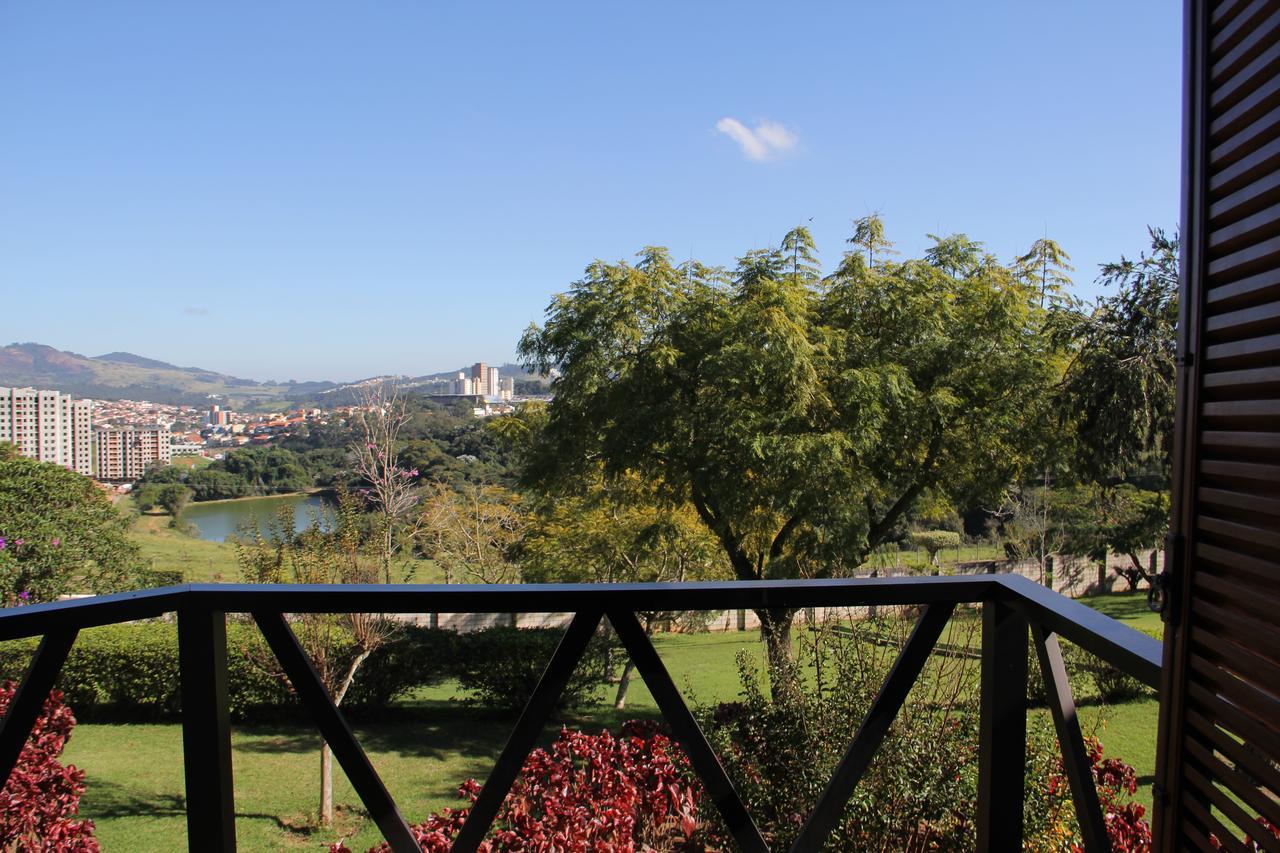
[487,367,500,398]
[95,426,172,481]
[0,387,93,476]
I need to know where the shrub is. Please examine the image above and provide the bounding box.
[0,682,98,849]
[333,721,706,852]
[452,626,607,712]
[911,530,962,566]
[342,626,457,708]
[0,622,586,721]
[1073,627,1159,705]
[0,617,448,717]
[1026,638,1090,707]
[0,623,292,720]
[702,619,983,850]
[1082,655,1152,704]
[1040,737,1151,850]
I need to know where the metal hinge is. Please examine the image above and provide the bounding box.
[1149,532,1181,622]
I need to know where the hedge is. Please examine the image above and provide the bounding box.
[0,622,598,721]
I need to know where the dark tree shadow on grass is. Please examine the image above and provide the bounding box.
[82,779,297,832]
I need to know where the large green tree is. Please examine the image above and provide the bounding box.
[1048,229,1179,588]
[0,444,142,603]
[518,224,1058,681]
[1052,228,1178,484]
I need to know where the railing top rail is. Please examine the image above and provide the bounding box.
[0,576,1002,639]
[0,575,1163,686]
[998,574,1162,688]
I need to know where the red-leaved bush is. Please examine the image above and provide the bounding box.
[0,681,98,850]
[1210,816,1280,851]
[1047,737,1150,852]
[333,721,706,852]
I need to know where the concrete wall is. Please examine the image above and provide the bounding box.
[381,549,1161,635]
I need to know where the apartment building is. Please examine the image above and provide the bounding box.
[0,387,93,476]
[95,425,171,481]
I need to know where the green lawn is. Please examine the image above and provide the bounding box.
[129,509,243,583]
[58,601,1164,851]
[169,455,214,470]
[64,631,765,850]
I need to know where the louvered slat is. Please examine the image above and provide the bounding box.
[1161,1,1280,846]
[1184,707,1280,799]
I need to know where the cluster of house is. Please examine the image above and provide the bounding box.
[0,387,330,484]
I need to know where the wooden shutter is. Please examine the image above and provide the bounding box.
[1157,0,1280,848]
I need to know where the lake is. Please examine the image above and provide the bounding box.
[182,493,329,543]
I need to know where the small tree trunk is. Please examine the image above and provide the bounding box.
[868,568,878,620]
[319,647,372,828]
[320,743,333,826]
[600,618,620,682]
[613,614,652,709]
[758,608,797,700]
[614,660,637,709]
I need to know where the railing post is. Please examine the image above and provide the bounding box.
[179,608,236,852]
[976,600,1028,851]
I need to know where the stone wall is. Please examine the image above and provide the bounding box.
[383,549,1161,634]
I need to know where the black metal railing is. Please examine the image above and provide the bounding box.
[0,574,1161,853]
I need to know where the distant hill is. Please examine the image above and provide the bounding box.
[0,343,538,406]
[93,351,185,371]
[0,342,337,405]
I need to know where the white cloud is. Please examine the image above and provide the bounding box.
[715,117,798,161]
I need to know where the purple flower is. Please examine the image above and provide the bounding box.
[408,469,419,477]
[13,539,22,548]
[367,443,377,450]
[17,591,29,601]
[50,537,60,548]
[0,538,6,551]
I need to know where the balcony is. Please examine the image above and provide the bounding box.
[0,574,1159,852]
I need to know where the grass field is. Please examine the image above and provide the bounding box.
[129,509,244,583]
[58,595,1162,851]
[168,455,214,470]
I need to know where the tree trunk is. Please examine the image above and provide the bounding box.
[614,660,636,710]
[319,647,372,828]
[613,615,652,709]
[600,617,620,682]
[757,607,798,699]
[320,743,333,826]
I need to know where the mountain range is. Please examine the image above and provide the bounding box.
[0,343,540,406]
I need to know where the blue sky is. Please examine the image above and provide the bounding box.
[1,2,1181,382]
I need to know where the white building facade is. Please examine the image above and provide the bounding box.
[0,387,93,476]
[95,426,172,481]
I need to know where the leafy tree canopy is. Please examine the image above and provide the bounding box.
[518,224,1061,669]
[1051,228,1178,484]
[0,443,142,602]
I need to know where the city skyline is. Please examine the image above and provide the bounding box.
[2,2,1180,380]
